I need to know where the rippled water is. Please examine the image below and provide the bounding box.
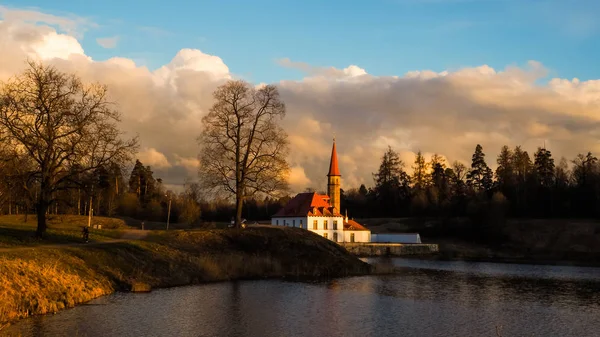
[5,259,600,337]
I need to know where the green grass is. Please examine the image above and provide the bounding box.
[0,222,372,329]
[0,215,128,248]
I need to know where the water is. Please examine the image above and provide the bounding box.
[5,259,600,337]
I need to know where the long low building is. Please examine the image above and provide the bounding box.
[271,139,420,244]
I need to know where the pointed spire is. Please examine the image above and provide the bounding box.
[328,138,340,176]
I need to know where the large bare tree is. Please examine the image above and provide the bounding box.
[0,61,138,236]
[198,80,289,228]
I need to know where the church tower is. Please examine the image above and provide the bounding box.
[327,139,341,212]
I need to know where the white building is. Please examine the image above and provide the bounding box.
[271,140,371,242]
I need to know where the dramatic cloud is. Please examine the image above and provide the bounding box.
[96,36,119,49]
[2,7,600,196]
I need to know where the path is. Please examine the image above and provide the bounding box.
[0,229,150,253]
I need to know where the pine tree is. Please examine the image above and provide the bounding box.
[534,147,555,187]
[467,144,493,192]
[373,146,411,216]
[495,145,514,189]
[412,150,429,190]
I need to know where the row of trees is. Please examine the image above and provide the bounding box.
[0,61,291,235]
[342,144,600,220]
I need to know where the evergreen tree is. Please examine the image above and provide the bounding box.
[467,144,493,192]
[534,147,555,187]
[495,145,515,191]
[411,150,429,190]
[373,146,411,216]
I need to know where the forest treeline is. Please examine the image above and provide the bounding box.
[3,141,598,230]
[0,157,286,225]
[340,144,600,241]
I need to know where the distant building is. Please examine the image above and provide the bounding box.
[271,139,423,244]
[271,139,371,242]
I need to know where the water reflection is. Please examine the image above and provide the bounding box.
[5,259,600,337]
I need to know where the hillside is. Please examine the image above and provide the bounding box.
[0,216,371,329]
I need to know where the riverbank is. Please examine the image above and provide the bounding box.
[360,217,600,267]
[425,239,600,267]
[0,225,372,330]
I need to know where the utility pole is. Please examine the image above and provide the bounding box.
[166,193,172,230]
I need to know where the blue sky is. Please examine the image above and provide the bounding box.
[4,0,600,83]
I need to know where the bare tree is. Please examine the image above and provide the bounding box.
[198,80,289,228]
[0,61,138,236]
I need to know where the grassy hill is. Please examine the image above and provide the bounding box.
[0,215,371,329]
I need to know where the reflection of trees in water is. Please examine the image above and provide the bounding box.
[373,268,600,309]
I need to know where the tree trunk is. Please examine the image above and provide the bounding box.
[235,191,244,228]
[36,201,48,237]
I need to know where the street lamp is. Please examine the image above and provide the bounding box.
[166,193,172,230]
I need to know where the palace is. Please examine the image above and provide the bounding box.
[271,140,371,243]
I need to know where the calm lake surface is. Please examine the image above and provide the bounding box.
[5,258,600,337]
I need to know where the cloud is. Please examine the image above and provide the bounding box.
[0,5,94,38]
[277,58,368,80]
[137,148,172,169]
[2,7,600,195]
[96,36,119,49]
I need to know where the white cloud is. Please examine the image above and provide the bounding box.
[2,7,600,194]
[96,36,119,49]
[0,5,94,38]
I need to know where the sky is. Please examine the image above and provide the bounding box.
[1,0,600,194]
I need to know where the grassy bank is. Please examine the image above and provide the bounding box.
[0,215,128,248]
[0,219,371,329]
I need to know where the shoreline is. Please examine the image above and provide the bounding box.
[397,250,600,268]
[0,227,372,330]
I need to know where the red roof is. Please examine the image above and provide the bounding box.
[344,219,369,231]
[328,141,341,176]
[273,192,342,217]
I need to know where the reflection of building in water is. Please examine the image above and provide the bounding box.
[271,139,421,244]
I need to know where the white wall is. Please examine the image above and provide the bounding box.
[271,217,307,229]
[371,233,422,243]
[307,216,345,243]
[344,230,371,243]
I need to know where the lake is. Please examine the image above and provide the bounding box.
[4,258,600,337]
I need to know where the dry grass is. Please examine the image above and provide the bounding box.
[0,225,372,329]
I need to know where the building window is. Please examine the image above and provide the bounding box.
[333,233,338,242]
[324,233,328,239]
[333,220,338,230]
[313,220,318,230]
[292,220,295,227]
[324,220,328,230]
[350,233,355,243]
[300,219,303,229]
[276,220,279,225]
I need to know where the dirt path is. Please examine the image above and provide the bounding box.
[0,229,150,253]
